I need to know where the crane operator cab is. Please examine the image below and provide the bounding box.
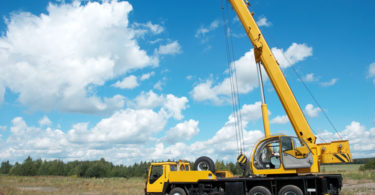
[252,135,313,175]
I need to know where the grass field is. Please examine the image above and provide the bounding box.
[0,164,374,195]
[321,164,375,195]
[0,176,145,195]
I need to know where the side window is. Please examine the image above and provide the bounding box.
[253,138,281,169]
[170,165,177,171]
[149,165,163,184]
[185,165,189,171]
[179,164,185,171]
[281,137,310,159]
[281,137,313,169]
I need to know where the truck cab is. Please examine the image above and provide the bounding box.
[145,160,233,194]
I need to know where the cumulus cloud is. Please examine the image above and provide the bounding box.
[304,104,321,118]
[272,43,313,68]
[191,43,312,104]
[320,78,338,87]
[162,120,200,144]
[0,1,173,114]
[256,17,271,27]
[317,121,375,158]
[148,102,265,161]
[270,115,289,124]
[0,117,68,162]
[0,102,263,164]
[112,75,139,89]
[68,108,168,145]
[0,90,190,163]
[39,116,52,126]
[133,90,188,120]
[157,41,182,55]
[1,100,372,164]
[140,72,155,81]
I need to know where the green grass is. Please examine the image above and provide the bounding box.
[321,164,375,194]
[321,164,375,181]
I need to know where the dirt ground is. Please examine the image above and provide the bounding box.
[342,179,375,195]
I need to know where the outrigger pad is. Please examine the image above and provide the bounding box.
[225,182,246,195]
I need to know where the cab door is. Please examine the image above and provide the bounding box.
[146,165,166,193]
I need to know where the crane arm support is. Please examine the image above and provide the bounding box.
[228,0,316,144]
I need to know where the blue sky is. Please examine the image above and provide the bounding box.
[0,0,374,164]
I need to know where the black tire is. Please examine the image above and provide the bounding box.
[169,187,186,195]
[193,156,215,172]
[278,185,303,195]
[248,186,272,195]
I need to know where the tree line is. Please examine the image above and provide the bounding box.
[0,156,150,178]
[0,156,247,178]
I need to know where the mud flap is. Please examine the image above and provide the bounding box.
[225,182,245,195]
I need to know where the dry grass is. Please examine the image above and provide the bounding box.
[0,175,145,195]
[1,164,375,194]
[321,164,375,195]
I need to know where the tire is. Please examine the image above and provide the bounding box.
[193,156,215,173]
[169,187,186,195]
[278,185,303,195]
[248,186,272,195]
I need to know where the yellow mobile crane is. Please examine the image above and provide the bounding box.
[145,0,352,194]
[229,0,352,175]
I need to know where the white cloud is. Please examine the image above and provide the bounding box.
[2,100,373,164]
[320,78,338,87]
[133,21,164,36]
[1,117,68,162]
[230,101,263,122]
[317,121,375,158]
[133,90,188,120]
[164,94,189,120]
[149,102,265,161]
[134,90,164,109]
[256,17,271,27]
[0,102,263,164]
[272,43,313,68]
[368,62,375,84]
[191,43,312,104]
[304,104,321,118]
[0,1,168,113]
[270,115,289,124]
[68,108,168,144]
[195,20,219,38]
[303,73,318,82]
[140,72,155,81]
[112,75,139,89]
[162,120,199,144]
[39,116,52,126]
[157,41,182,55]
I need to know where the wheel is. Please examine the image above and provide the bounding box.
[169,187,186,195]
[278,185,303,195]
[193,156,215,172]
[248,186,272,195]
